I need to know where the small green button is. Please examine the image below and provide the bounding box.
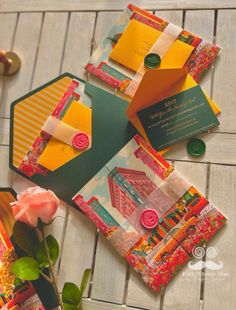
[187,138,206,157]
[144,53,161,69]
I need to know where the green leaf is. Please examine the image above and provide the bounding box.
[62,282,81,305]
[14,278,23,288]
[13,221,39,256]
[80,269,91,296]
[35,235,59,267]
[63,303,78,310]
[12,257,40,280]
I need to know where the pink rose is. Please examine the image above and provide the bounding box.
[11,186,60,227]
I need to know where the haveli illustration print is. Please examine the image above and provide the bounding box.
[86,4,220,95]
[73,135,226,292]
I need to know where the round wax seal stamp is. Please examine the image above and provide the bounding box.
[187,138,206,157]
[140,209,159,230]
[72,133,89,151]
[144,53,161,69]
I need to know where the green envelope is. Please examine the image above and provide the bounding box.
[9,73,136,206]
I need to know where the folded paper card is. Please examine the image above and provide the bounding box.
[86,4,220,96]
[109,18,194,72]
[73,135,226,292]
[10,73,136,204]
[127,68,220,152]
[0,189,45,310]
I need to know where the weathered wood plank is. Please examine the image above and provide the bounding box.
[0,119,9,145]
[184,10,215,94]
[212,10,236,133]
[156,10,183,25]
[1,13,43,118]
[93,12,120,50]
[166,132,236,165]
[32,12,69,88]
[61,12,96,79]
[0,13,17,50]
[58,206,97,293]
[91,233,127,304]
[126,270,161,310]
[204,164,236,310]
[162,161,207,310]
[0,0,235,12]
[0,13,18,113]
[0,146,12,186]
[83,299,140,310]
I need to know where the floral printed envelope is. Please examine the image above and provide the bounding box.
[86,4,220,97]
[73,135,226,292]
[0,189,45,310]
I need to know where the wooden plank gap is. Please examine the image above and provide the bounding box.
[90,12,98,62]
[199,163,211,309]
[56,203,70,276]
[59,12,71,74]
[210,9,218,99]
[159,287,166,310]
[87,230,100,298]
[122,265,131,306]
[166,158,236,167]
[0,12,19,115]
[29,12,45,91]
[1,6,236,13]
[182,9,186,28]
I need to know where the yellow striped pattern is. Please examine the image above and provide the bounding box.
[13,76,72,168]
[0,191,15,235]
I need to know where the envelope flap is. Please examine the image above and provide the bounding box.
[127,68,188,117]
[10,73,79,170]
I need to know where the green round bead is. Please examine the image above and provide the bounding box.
[144,53,161,69]
[187,138,206,157]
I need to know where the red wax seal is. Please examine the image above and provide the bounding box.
[72,133,89,151]
[140,209,159,229]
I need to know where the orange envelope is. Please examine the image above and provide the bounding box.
[109,18,194,72]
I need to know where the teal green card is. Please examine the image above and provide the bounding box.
[137,85,219,151]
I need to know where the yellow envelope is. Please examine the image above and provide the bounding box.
[38,101,92,171]
[126,67,220,154]
[109,18,194,72]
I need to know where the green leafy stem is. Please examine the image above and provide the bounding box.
[11,221,91,310]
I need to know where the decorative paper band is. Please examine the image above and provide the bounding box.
[165,170,191,198]
[152,23,183,58]
[107,171,190,255]
[125,23,183,97]
[42,116,91,151]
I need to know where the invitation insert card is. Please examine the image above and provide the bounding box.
[137,84,219,151]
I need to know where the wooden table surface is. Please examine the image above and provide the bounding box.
[0,1,236,309]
